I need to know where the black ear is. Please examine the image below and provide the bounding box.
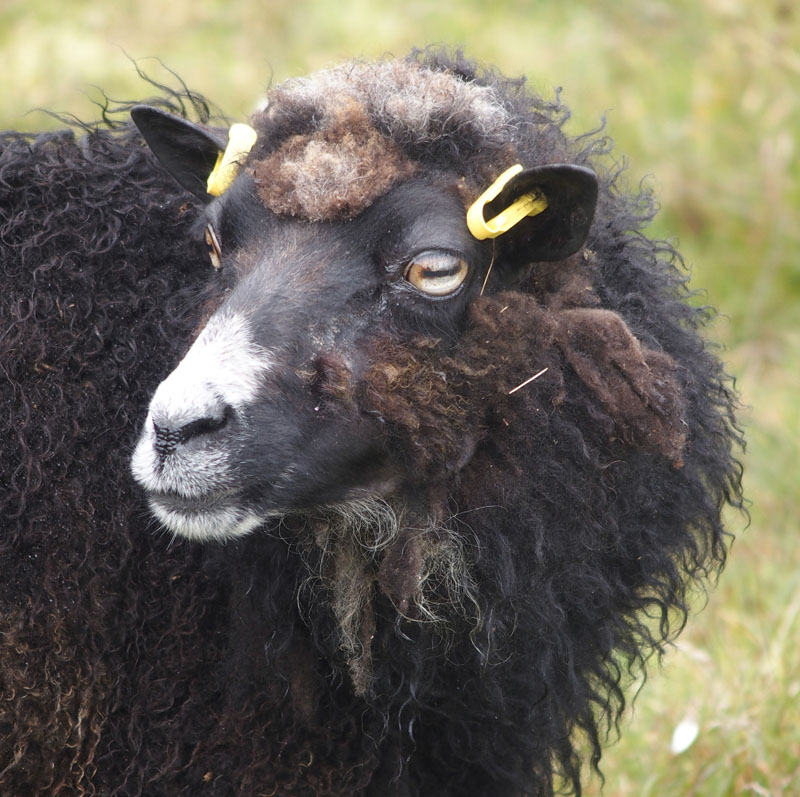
[487,164,598,263]
[131,105,227,202]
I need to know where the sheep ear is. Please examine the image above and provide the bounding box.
[480,164,598,263]
[131,105,227,202]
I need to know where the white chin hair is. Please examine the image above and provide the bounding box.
[150,500,265,542]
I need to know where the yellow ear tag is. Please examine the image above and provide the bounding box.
[466,164,549,240]
[206,123,258,197]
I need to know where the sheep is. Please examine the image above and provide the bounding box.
[0,50,743,796]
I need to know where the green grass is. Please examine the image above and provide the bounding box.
[3,1,798,793]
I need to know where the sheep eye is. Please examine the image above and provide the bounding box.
[403,251,469,296]
[204,224,222,269]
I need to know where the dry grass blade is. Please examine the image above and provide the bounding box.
[508,367,548,394]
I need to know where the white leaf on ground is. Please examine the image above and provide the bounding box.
[670,718,700,754]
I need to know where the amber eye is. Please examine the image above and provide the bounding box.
[204,224,222,269]
[403,251,469,296]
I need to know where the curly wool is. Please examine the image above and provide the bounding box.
[0,51,743,797]
[247,54,546,220]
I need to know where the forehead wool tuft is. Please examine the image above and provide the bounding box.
[253,97,417,221]
[248,58,517,221]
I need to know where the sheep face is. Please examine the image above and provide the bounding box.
[131,173,492,540]
[130,82,597,543]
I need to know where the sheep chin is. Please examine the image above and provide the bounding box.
[148,498,265,542]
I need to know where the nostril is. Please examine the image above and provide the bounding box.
[153,405,233,459]
[153,423,182,459]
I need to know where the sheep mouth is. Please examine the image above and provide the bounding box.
[147,490,265,541]
[149,488,239,511]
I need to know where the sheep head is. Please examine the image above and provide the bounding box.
[129,62,608,544]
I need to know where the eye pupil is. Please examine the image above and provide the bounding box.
[404,252,469,296]
[429,263,460,278]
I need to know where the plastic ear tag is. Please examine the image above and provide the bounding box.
[466,164,549,240]
[206,123,258,197]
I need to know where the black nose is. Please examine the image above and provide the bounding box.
[153,408,231,459]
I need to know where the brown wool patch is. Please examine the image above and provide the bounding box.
[363,337,475,478]
[377,530,424,615]
[253,98,417,221]
[553,308,688,462]
[362,293,687,481]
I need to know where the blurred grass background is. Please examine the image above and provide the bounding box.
[2,0,798,793]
